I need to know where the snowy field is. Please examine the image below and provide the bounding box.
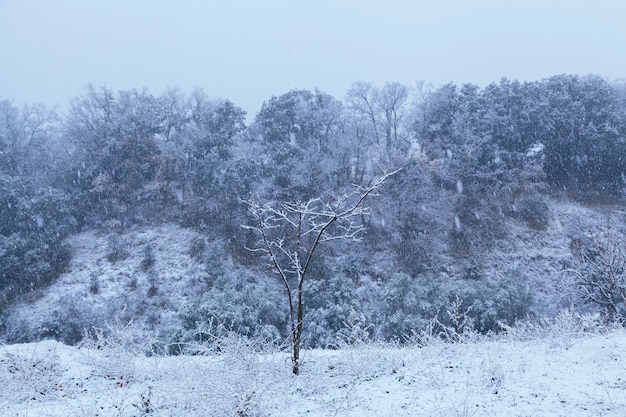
[2,321,626,417]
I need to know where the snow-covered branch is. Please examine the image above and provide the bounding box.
[242,169,398,374]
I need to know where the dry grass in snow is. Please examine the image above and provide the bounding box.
[1,317,626,417]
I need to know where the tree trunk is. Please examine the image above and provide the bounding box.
[292,285,304,375]
[292,339,300,375]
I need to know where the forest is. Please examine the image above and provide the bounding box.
[2,74,626,350]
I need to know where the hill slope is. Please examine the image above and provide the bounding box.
[2,224,212,344]
[3,196,626,345]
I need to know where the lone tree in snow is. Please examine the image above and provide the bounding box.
[244,170,397,375]
[572,225,626,321]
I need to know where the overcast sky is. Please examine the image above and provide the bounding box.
[1,0,625,116]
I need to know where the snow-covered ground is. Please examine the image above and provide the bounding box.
[4,208,626,416]
[2,322,626,417]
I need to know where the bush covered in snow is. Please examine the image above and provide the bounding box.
[174,269,285,352]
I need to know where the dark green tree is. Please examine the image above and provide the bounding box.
[64,85,166,223]
[166,88,246,226]
[540,74,626,194]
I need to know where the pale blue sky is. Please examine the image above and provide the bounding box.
[1,0,625,116]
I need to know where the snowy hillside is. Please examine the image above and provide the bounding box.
[0,222,221,345]
[2,224,221,344]
[2,320,625,417]
[477,198,626,316]
[4,195,625,346]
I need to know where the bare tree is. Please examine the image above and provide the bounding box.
[346,81,380,146]
[375,82,409,151]
[346,81,410,166]
[571,225,626,321]
[243,170,397,374]
[0,99,58,179]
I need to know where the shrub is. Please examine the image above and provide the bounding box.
[140,244,156,271]
[378,269,534,342]
[89,273,100,295]
[146,270,159,298]
[175,273,285,351]
[188,237,227,284]
[446,270,534,334]
[106,234,130,262]
[450,195,507,257]
[572,227,626,320]
[203,243,226,283]
[302,274,362,348]
[500,309,611,342]
[188,236,207,261]
[39,295,98,345]
[379,273,445,341]
[517,197,549,230]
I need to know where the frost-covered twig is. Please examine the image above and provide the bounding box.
[243,169,398,374]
